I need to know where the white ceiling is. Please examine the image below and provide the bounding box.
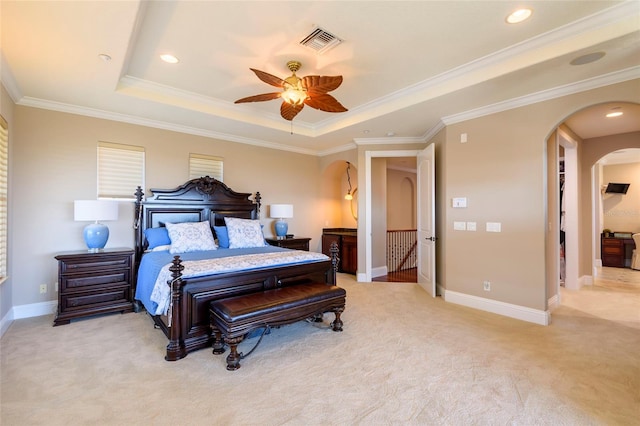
[1,1,639,156]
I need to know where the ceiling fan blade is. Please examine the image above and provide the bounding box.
[250,68,285,88]
[234,92,281,104]
[304,93,348,113]
[280,102,304,121]
[302,75,343,94]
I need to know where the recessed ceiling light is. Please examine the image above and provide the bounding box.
[160,54,179,64]
[606,111,623,118]
[98,53,111,62]
[570,51,605,66]
[506,8,532,24]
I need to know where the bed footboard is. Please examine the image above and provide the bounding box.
[162,243,340,361]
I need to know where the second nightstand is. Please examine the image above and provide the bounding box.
[265,237,311,251]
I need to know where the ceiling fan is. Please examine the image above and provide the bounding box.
[235,60,348,121]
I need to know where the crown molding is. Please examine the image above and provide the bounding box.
[442,66,640,125]
[0,52,22,103]
[17,96,318,156]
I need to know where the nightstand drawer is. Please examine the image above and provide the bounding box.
[58,255,131,274]
[60,287,130,311]
[60,270,131,293]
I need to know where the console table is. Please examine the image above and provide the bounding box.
[601,236,636,268]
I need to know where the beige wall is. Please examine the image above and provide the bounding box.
[319,151,358,231]
[602,162,640,234]
[371,158,387,272]
[441,80,639,311]
[11,107,326,307]
[4,78,639,324]
[0,84,14,322]
[387,168,416,229]
[579,131,640,275]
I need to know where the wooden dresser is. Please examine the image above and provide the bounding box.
[601,235,635,268]
[322,228,357,274]
[54,248,135,326]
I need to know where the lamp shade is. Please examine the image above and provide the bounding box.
[74,200,119,251]
[74,200,119,222]
[270,204,293,219]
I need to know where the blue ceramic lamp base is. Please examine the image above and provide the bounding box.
[83,222,110,252]
[275,220,288,240]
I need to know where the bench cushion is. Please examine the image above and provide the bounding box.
[210,283,345,338]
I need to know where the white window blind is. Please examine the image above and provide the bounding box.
[189,154,223,181]
[98,142,145,199]
[0,115,8,280]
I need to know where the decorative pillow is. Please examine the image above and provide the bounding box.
[224,217,266,249]
[213,226,229,249]
[144,227,171,249]
[165,221,217,254]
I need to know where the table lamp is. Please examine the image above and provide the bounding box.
[74,200,119,251]
[270,204,293,239]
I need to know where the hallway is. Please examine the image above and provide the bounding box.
[559,266,640,328]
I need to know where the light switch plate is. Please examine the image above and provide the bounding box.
[466,222,477,231]
[452,197,467,208]
[486,222,501,232]
[454,221,466,231]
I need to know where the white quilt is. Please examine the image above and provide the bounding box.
[150,251,329,315]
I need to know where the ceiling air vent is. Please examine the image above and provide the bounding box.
[300,27,342,54]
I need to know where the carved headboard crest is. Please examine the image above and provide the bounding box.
[194,176,222,197]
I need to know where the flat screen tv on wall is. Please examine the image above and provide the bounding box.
[605,183,630,194]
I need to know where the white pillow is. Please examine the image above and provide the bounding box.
[224,217,266,249]
[165,221,217,254]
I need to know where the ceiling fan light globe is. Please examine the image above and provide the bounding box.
[282,88,307,105]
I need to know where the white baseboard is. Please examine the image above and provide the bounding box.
[444,290,550,326]
[371,265,387,278]
[1,301,58,338]
[0,310,12,338]
[13,300,57,319]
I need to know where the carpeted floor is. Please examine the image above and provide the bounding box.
[1,272,639,425]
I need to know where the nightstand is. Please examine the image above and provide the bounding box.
[54,248,135,326]
[265,237,311,251]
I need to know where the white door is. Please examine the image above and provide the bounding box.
[417,144,436,296]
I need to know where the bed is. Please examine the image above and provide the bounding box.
[133,177,339,361]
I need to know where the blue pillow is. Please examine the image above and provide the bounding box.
[144,227,171,249]
[214,226,229,248]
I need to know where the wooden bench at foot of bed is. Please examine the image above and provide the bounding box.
[209,282,346,371]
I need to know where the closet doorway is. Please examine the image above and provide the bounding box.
[559,130,579,292]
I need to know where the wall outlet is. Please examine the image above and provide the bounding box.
[483,281,491,291]
[39,284,47,294]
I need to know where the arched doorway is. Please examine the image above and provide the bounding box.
[547,102,640,310]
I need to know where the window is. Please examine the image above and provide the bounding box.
[0,115,8,281]
[189,153,223,181]
[97,142,145,199]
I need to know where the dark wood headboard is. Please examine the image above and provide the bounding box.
[133,176,261,266]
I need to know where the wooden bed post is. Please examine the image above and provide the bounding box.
[133,186,145,267]
[166,256,187,361]
[329,241,340,285]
